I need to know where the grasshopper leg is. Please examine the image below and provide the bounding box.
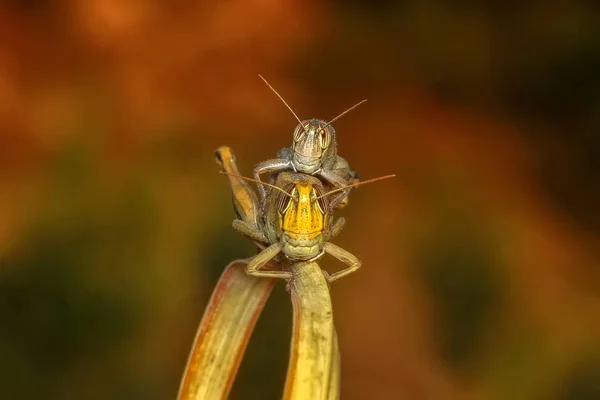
[232,220,267,243]
[322,242,362,283]
[318,169,354,209]
[254,159,292,199]
[318,168,350,188]
[330,217,346,239]
[329,189,352,210]
[330,156,356,182]
[245,242,292,279]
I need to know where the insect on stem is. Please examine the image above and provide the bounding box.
[258,74,308,135]
[219,171,297,201]
[313,174,396,201]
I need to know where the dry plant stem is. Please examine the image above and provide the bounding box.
[215,146,262,229]
[177,260,276,400]
[284,261,336,400]
[178,146,277,399]
[199,145,341,398]
[328,329,341,400]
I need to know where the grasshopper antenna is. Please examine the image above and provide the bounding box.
[219,171,296,200]
[258,74,307,134]
[314,174,396,201]
[326,99,367,127]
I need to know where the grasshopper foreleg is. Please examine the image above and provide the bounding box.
[318,168,354,209]
[253,159,293,199]
[245,242,292,279]
[322,242,362,283]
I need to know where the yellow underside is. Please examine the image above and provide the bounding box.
[280,183,326,240]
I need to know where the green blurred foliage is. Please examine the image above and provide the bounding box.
[417,222,505,369]
[556,353,600,400]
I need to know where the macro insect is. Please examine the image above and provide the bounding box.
[254,75,365,209]
[221,169,394,283]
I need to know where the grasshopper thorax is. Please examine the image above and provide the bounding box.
[292,119,336,175]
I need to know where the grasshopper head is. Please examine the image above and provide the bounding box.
[277,181,329,260]
[291,119,336,174]
[278,182,328,235]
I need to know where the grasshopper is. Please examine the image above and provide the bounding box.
[221,168,395,283]
[254,75,366,210]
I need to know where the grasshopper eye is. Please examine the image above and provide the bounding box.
[319,128,331,149]
[312,185,329,214]
[293,124,306,142]
[278,184,296,214]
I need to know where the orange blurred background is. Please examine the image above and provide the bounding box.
[1,1,600,399]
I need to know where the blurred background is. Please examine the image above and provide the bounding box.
[1,1,600,399]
